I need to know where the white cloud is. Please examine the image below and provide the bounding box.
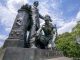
[58,20,77,34]
[39,1,50,16]
[0,0,29,33]
[7,0,28,13]
[0,34,8,47]
[76,10,80,20]
[0,4,16,33]
[39,0,65,28]
[53,19,66,27]
[0,34,8,41]
[5,27,11,33]
[57,10,80,34]
[0,42,4,47]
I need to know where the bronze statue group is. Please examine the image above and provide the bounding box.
[20,1,57,49]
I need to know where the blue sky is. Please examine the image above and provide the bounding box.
[0,0,80,47]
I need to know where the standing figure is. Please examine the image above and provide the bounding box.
[28,1,44,47]
[35,15,56,49]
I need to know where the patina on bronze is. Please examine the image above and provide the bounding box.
[35,15,57,49]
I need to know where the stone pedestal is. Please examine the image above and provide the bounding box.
[3,47,34,60]
[3,47,43,60]
[2,47,64,60]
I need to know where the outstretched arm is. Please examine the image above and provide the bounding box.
[39,14,44,20]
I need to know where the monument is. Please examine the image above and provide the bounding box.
[2,1,63,60]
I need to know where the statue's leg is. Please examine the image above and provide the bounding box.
[27,31,31,47]
[24,30,30,48]
[28,24,37,48]
[48,37,54,50]
[24,17,30,48]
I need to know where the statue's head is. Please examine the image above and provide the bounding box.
[44,15,52,22]
[33,1,39,7]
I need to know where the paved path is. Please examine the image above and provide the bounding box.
[46,57,72,60]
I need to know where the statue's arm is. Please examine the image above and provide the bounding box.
[37,25,43,33]
[39,14,44,20]
[37,25,44,36]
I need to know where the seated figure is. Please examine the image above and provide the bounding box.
[35,15,56,49]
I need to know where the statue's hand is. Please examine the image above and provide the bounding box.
[36,33,39,36]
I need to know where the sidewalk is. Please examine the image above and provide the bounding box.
[46,57,72,60]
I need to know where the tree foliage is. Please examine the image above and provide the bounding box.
[56,21,80,58]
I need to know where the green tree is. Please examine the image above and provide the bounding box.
[56,21,80,58]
